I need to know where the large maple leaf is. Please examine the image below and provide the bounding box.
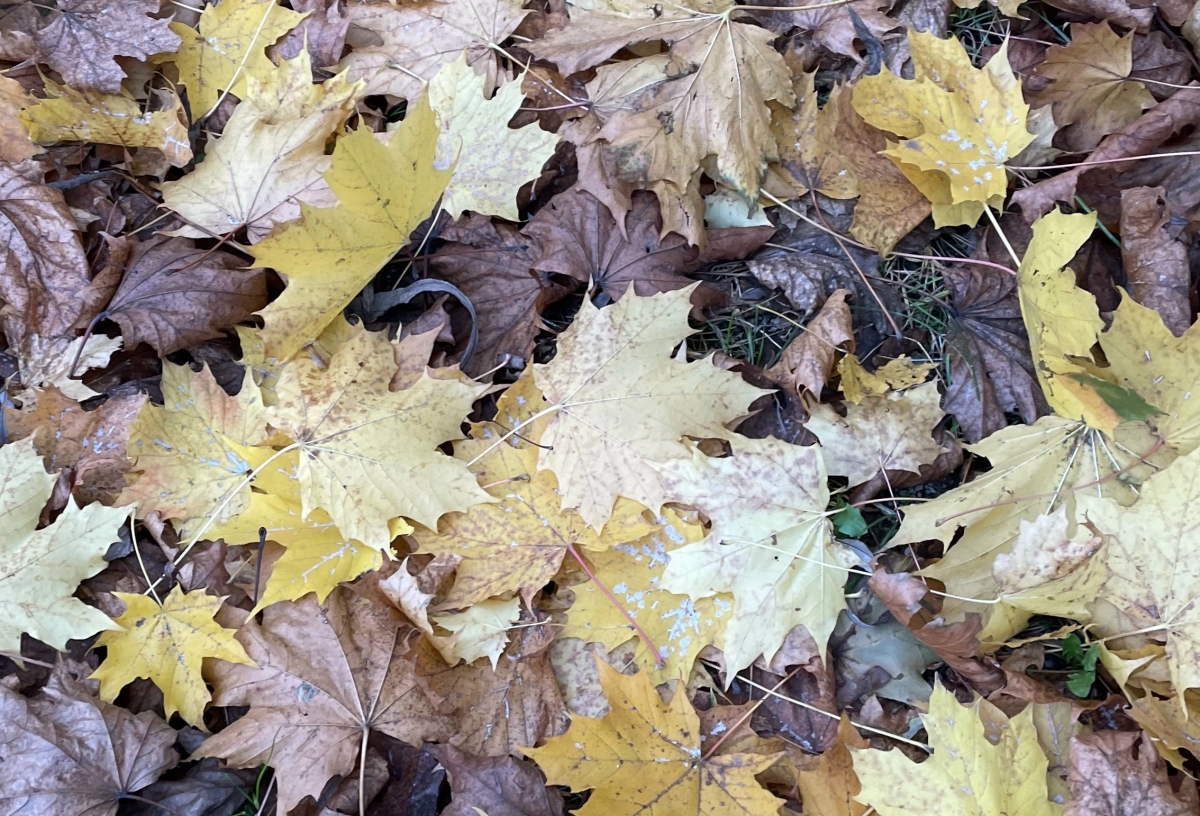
[251,95,450,362]
[531,285,767,527]
[524,660,786,816]
[195,589,452,815]
[533,0,793,212]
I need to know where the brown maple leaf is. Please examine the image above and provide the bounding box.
[1067,731,1199,815]
[33,0,180,94]
[430,744,566,816]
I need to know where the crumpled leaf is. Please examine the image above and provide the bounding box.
[16,333,121,404]
[5,386,145,505]
[92,587,253,726]
[103,236,268,355]
[0,663,178,816]
[266,324,489,548]
[165,0,306,116]
[535,0,794,214]
[0,439,129,653]
[766,288,853,398]
[807,381,946,486]
[429,56,559,221]
[0,163,91,348]
[1029,22,1155,152]
[533,285,767,527]
[33,0,180,95]
[659,437,848,676]
[852,683,1061,815]
[337,0,529,100]
[430,597,521,669]
[194,589,452,815]
[120,363,267,526]
[1066,731,1199,815]
[251,95,450,362]
[524,660,786,816]
[20,80,192,167]
[838,354,934,403]
[764,0,898,61]
[852,31,1033,227]
[162,50,359,243]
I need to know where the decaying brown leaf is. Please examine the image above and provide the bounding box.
[1119,186,1191,336]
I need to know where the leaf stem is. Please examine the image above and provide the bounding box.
[701,666,800,760]
[566,543,665,669]
[983,206,1021,267]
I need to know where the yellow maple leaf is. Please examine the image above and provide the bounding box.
[92,586,253,726]
[852,683,1061,815]
[532,285,767,527]
[429,597,521,669]
[658,437,849,675]
[266,324,489,549]
[562,508,728,683]
[162,50,360,242]
[807,381,945,486]
[0,439,128,653]
[251,95,450,362]
[1078,444,1200,707]
[1029,22,1154,152]
[206,445,389,612]
[535,0,793,215]
[428,56,559,221]
[838,353,935,403]
[120,362,267,527]
[852,31,1034,227]
[524,660,785,816]
[20,80,191,166]
[769,70,857,201]
[164,0,307,117]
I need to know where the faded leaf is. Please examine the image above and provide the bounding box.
[766,288,854,398]
[430,744,565,816]
[1119,186,1191,337]
[430,597,521,668]
[92,587,253,726]
[1066,731,1199,815]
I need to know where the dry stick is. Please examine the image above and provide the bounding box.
[737,676,931,752]
[566,542,665,668]
[760,190,897,338]
[701,667,801,760]
[935,436,1166,527]
[0,651,57,669]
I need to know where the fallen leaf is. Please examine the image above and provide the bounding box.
[770,71,857,200]
[0,438,129,653]
[766,0,899,61]
[251,95,449,362]
[807,381,946,486]
[795,716,871,816]
[533,285,767,527]
[16,333,121,403]
[194,589,453,815]
[338,0,529,100]
[430,597,521,668]
[1030,22,1155,151]
[21,80,192,166]
[4,387,145,505]
[0,662,178,816]
[166,0,307,116]
[120,363,267,527]
[942,262,1049,443]
[838,354,935,403]
[272,0,349,68]
[33,0,180,95]
[429,56,559,221]
[853,32,1033,227]
[852,683,1060,815]
[1118,186,1191,337]
[0,163,91,347]
[1066,731,1199,815]
[766,288,854,398]
[103,236,268,355]
[0,75,38,162]
[161,50,359,243]
[92,586,253,726]
[659,437,848,676]
[266,324,489,547]
[524,660,786,816]
[430,744,566,816]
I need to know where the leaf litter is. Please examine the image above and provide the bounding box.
[7,0,1200,813]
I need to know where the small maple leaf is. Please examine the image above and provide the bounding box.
[524,660,786,816]
[852,31,1034,227]
[852,683,1061,815]
[428,56,560,221]
[162,50,360,242]
[20,80,192,166]
[0,439,129,653]
[163,0,307,116]
[92,587,254,726]
[251,95,450,362]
